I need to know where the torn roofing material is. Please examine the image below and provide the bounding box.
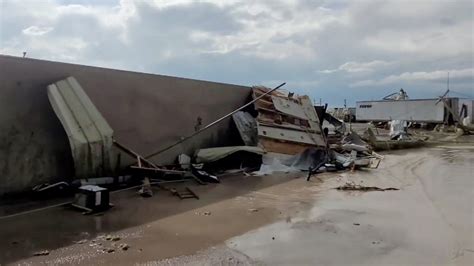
[252,86,327,154]
[47,76,115,178]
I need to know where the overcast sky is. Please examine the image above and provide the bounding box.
[1,0,473,105]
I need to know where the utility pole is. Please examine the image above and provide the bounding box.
[344,99,347,108]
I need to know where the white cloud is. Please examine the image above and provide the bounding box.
[319,60,394,74]
[363,21,473,57]
[352,68,474,87]
[22,26,53,36]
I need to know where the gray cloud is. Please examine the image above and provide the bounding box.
[0,0,472,105]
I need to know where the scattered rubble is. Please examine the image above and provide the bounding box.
[195,211,212,216]
[104,235,121,241]
[104,248,115,253]
[335,182,399,192]
[33,250,50,256]
[118,243,130,251]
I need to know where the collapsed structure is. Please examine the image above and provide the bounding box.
[0,55,250,196]
[41,77,385,205]
[234,86,326,155]
[1,55,471,201]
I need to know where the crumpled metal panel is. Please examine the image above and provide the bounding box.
[47,76,114,178]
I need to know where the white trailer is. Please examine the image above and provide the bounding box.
[356,98,460,123]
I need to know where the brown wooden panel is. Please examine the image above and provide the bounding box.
[259,137,313,155]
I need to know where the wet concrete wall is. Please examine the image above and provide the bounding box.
[0,55,251,196]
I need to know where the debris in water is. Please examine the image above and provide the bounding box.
[112,236,121,241]
[353,223,360,226]
[119,243,130,251]
[33,250,50,256]
[335,182,399,192]
[76,239,87,244]
[248,208,259,213]
[104,248,115,253]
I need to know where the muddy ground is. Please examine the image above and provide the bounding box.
[1,142,473,265]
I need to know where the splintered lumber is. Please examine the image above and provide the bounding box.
[251,86,327,155]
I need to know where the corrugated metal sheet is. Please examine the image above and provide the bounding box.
[47,76,115,178]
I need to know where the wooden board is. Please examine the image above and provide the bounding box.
[259,138,313,155]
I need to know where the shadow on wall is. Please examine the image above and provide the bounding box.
[0,55,251,196]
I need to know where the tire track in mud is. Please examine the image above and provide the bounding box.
[408,148,465,260]
[372,153,427,189]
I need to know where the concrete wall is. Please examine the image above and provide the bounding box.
[0,55,251,196]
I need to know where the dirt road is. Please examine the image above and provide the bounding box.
[3,145,473,265]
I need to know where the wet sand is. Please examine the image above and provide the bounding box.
[3,145,474,265]
[224,146,474,266]
[0,171,310,265]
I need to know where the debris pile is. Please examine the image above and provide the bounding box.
[32,80,393,208]
[33,78,455,213]
[248,86,326,154]
[335,182,399,192]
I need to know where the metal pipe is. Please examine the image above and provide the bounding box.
[144,82,286,159]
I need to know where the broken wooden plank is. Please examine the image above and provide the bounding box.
[258,121,317,133]
[257,125,321,145]
[114,140,160,169]
[186,187,199,200]
[259,137,313,155]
